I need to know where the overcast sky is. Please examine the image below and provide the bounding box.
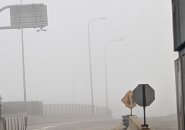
[0,0,178,117]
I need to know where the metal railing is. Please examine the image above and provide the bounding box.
[43,104,111,115]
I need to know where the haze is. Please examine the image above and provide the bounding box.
[0,0,177,118]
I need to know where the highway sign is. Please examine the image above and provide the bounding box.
[133,84,155,106]
[10,4,48,29]
[0,4,48,29]
[121,90,136,109]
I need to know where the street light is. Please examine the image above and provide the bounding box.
[88,17,106,113]
[104,39,124,113]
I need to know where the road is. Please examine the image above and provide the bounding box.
[27,119,121,130]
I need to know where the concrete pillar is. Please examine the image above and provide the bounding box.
[0,118,6,130]
[172,0,185,129]
[175,54,185,130]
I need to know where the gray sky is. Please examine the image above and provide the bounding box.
[0,0,178,117]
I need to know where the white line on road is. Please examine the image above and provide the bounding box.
[32,119,117,130]
[33,122,74,130]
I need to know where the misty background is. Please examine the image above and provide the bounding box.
[0,0,177,117]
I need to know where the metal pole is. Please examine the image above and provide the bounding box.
[142,85,148,128]
[21,29,27,103]
[104,46,109,113]
[20,0,27,103]
[143,106,146,125]
[88,20,95,114]
[88,17,106,114]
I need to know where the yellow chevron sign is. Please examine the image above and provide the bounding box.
[121,90,136,109]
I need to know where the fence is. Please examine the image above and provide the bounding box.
[43,104,111,115]
[2,101,43,116]
[2,101,112,116]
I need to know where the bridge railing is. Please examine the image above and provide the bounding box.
[43,104,111,115]
[2,101,112,116]
[2,101,43,116]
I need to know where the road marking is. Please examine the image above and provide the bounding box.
[33,122,79,130]
[32,119,116,130]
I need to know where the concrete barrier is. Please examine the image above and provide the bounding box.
[128,116,151,130]
[4,116,27,130]
[0,118,6,130]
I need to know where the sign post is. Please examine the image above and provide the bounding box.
[121,90,136,129]
[133,84,155,129]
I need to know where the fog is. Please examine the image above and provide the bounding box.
[0,0,177,118]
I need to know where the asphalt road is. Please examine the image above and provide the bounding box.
[27,119,121,130]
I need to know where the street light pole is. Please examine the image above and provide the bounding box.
[21,29,27,103]
[104,39,124,113]
[88,17,106,114]
[20,0,27,103]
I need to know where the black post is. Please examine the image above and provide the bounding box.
[141,85,149,128]
[143,106,146,125]
[130,108,132,116]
